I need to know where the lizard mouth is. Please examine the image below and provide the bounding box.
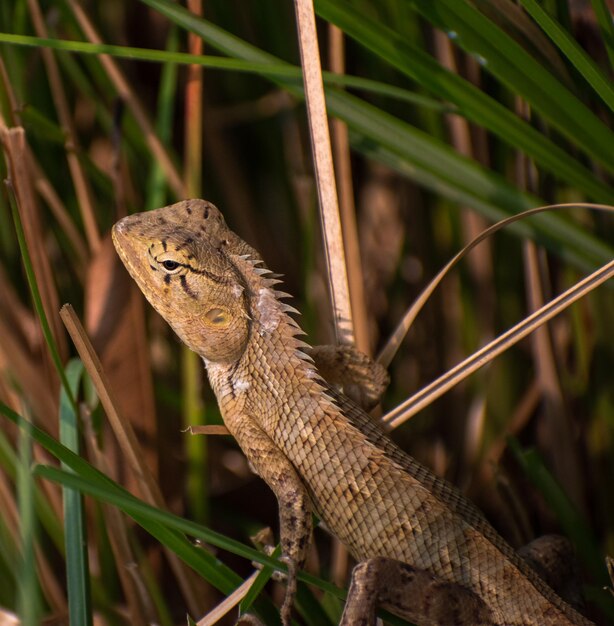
[111,220,130,262]
[111,215,148,284]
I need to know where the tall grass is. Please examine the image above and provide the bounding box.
[0,1,612,624]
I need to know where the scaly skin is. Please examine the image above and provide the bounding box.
[112,199,594,626]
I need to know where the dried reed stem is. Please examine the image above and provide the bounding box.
[196,571,260,625]
[384,256,614,428]
[523,241,584,509]
[67,0,185,198]
[1,127,67,365]
[60,304,203,615]
[27,0,100,253]
[293,0,354,345]
[328,24,370,353]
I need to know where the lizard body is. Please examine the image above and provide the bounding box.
[113,199,594,626]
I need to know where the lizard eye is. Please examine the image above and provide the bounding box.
[205,308,230,325]
[160,259,181,272]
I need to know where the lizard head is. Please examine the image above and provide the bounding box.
[112,199,253,363]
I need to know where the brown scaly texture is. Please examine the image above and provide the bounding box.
[112,199,594,626]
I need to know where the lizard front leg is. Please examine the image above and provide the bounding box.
[341,557,495,626]
[309,345,390,411]
[230,414,312,626]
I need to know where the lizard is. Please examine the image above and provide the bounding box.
[112,198,595,626]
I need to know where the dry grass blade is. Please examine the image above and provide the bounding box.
[0,58,18,125]
[0,609,19,625]
[328,24,369,353]
[511,100,584,508]
[384,256,614,428]
[434,30,494,336]
[26,0,100,254]
[0,54,88,269]
[377,203,614,368]
[293,0,354,345]
[0,366,22,417]
[473,379,541,492]
[85,236,158,491]
[196,571,260,626]
[66,0,185,198]
[185,0,204,197]
[523,241,583,508]
[0,126,67,367]
[60,305,159,498]
[59,304,204,616]
[34,170,89,270]
[0,277,57,424]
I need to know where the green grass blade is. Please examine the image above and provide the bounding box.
[0,401,280,624]
[19,106,67,144]
[508,439,607,583]
[315,0,614,202]
[295,584,337,626]
[16,419,41,626]
[36,465,413,626]
[33,466,449,626]
[399,0,614,172]
[137,0,280,65]
[0,402,414,626]
[20,0,600,271]
[141,0,613,202]
[519,0,614,112]
[135,0,614,269]
[60,359,93,626]
[37,464,281,577]
[333,91,614,268]
[0,429,64,552]
[183,346,208,525]
[0,32,443,112]
[2,2,614,272]
[36,465,315,625]
[326,73,447,109]
[0,401,238,582]
[590,0,614,70]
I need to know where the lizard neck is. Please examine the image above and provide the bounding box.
[202,253,327,432]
